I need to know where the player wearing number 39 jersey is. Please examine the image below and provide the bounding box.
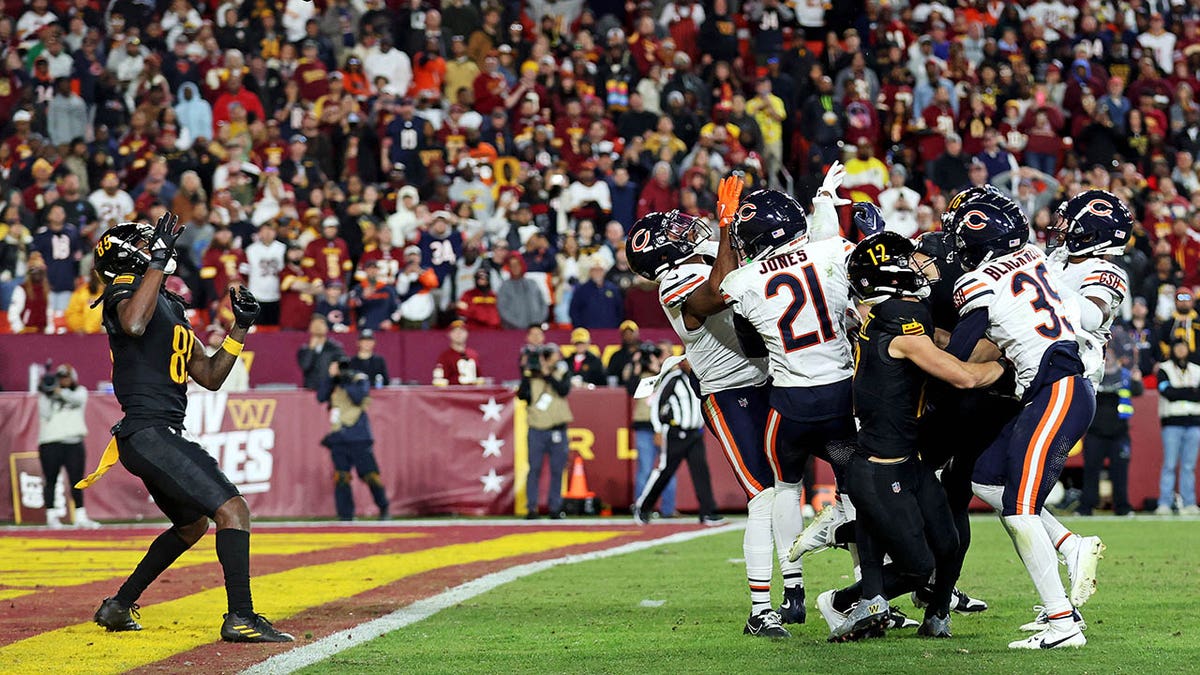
[945,191,1095,650]
[80,213,294,644]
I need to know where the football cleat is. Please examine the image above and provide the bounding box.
[886,606,919,629]
[220,613,295,643]
[778,586,806,624]
[1020,605,1086,632]
[828,594,890,642]
[917,612,952,638]
[789,499,847,561]
[1009,625,1086,649]
[912,586,988,614]
[700,514,726,526]
[744,609,791,638]
[1065,535,1105,607]
[94,597,142,632]
[816,589,848,632]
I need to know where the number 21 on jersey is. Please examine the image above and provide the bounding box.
[766,265,836,352]
[170,325,193,384]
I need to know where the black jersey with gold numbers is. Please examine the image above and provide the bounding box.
[102,273,192,436]
[853,298,934,460]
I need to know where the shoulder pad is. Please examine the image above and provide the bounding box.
[1078,261,1128,300]
[952,272,994,314]
[660,263,710,308]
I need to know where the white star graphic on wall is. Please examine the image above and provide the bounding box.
[480,433,505,458]
[480,468,505,494]
[479,397,504,422]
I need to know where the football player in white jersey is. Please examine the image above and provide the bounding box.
[709,181,858,625]
[945,191,1096,649]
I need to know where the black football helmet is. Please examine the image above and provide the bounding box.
[848,231,930,303]
[948,191,1029,271]
[852,202,886,238]
[1049,189,1133,257]
[626,210,713,281]
[941,183,1004,230]
[730,189,808,262]
[93,222,156,282]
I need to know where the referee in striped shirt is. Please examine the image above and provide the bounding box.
[633,358,723,525]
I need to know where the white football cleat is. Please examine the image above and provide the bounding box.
[789,499,847,561]
[816,589,849,632]
[1020,605,1086,632]
[45,511,63,529]
[1009,624,1086,649]
[1066,535,1105,607]
[73,507,102,530]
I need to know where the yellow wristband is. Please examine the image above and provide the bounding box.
[222,336,244,357]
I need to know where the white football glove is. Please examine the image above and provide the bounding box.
[816,160,852,206]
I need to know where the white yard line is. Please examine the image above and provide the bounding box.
[240,524,741,675]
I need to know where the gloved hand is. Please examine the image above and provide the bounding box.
[816,160,851,206]
[716,171,745,229]
[229,285,261,329]
[148,211,184,272]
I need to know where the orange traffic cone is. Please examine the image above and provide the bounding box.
[564,454,595,499]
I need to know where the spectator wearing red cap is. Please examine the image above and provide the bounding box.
[434,320,483,385]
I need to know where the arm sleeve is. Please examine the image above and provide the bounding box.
[946,308,990,361]
[549,371,573,397]
[346,376,370,404]
[316,374,334,403]
[58,386,88,409]
[516,375,532,402]
[297,347,316,373]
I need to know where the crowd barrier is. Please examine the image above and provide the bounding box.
[0,383,1176,524]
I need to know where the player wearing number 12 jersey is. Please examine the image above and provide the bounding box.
[711,185,858,619]
[81,212,293,643]
[945,191,1095,650]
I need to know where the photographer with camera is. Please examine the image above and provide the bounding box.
[37,363,99,528]
[625,341,677,519]
[517,341,574,519]
[317,356,390,521]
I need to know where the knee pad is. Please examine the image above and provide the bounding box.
[747,487,775,518]
[363,471,384,488]
[334,471,353,486]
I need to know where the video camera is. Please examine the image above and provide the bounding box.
[521,345,559,376]
[333,357,360,386]
[38,360,70,396]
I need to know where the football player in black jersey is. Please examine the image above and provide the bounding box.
[819,231,1005,642]
[81,212,293,643]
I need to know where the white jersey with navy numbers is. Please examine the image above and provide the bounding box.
[659,262,769,396]
[1048,255,1128,385]
[953,244,1078,398]
[719,236,855,388]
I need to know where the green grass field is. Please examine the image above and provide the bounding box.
[302,517,1200,674]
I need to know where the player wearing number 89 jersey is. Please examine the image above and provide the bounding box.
[946,192,1094,650]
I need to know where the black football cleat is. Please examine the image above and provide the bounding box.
[778,586,806,624]
[918,611,953,638]
[94,597,142,632]
[744,609,791,638]
[221,612,295,643]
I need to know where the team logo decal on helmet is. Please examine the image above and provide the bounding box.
[961,210,990,230]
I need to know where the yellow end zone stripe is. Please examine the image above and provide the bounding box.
[0,530,625,675]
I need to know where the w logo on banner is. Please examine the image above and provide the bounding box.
[227,399,277,430]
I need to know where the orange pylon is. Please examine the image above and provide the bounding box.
[564,454,595,499]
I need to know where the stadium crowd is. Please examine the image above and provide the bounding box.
[0,0,1198,364]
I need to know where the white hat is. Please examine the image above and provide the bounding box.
[12,110,31,123]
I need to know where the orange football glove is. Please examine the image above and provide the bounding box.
[716,173,745,228]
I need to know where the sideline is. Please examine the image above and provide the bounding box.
[241,523,740,675]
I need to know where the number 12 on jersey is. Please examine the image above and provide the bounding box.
[766,265,836,352]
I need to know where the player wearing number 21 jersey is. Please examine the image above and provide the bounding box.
[945,191,1094,650]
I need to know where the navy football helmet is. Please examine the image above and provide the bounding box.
[851,202,886,238]
[1050,189,1133,257]
[93,222,157,281]
[848,231,930,303]
[948,191,1029,271]
[941,183,1004,230]
[730,189,808,262]
[626,210,713,281]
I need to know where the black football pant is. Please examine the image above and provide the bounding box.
[637,427,717,518]
[39,441,85,509]
[1079,433,1132,516]
[843,455,960,615]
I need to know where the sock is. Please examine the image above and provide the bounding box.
[832,583,860,612]
[745,488,775,615]
[972,482,1004,512]
[1039,510,1078,558]
[772,481,804,589]
[115,529,193,607]
[216,529,254,616]
[847,543,862,582]
[1002,514,1072,626]
[855,518,885,599]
